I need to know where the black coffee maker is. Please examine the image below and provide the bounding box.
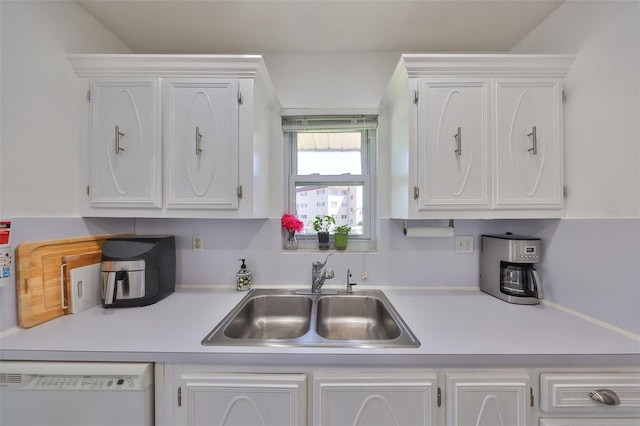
[480,233,543,305]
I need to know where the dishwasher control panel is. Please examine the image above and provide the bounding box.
[28,375,137,390]
[0,361,153,391]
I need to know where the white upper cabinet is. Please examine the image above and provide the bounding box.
[165,79,240,210]
[68,55,280,218]
[417,79,489,210]
[382,54,574,219]
[495,79,563,209]
[89,78,162,208]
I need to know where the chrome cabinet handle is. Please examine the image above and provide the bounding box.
[114,125,125,155]
[195,126,203,156]
[527,126,538,155]
[589,389,621,406]
[454,126,462,157]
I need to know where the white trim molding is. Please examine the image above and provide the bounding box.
[67,54,268,79]
[402,54,576,78]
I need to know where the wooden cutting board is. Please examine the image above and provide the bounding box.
[15,234,125,328]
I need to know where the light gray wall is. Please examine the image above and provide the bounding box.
[0,0,131,218]
[264,52,399,110]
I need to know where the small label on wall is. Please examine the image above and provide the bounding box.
[0,221,12,288]
[0,221,10,245]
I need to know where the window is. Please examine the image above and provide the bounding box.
[284,115,377,250]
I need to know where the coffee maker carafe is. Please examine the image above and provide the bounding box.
[480,234,543,305]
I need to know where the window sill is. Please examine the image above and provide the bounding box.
[281,239,377,253]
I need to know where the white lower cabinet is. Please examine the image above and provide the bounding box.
[445,370,531,426]
[539,419,640,426]
[158,366,640,426]
[313,371,438,426]
[163,367,306,426]
[538,372,640,426]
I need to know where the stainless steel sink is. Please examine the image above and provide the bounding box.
[202,289,420,348]
[224,295,312,339]
[316,295,401,340]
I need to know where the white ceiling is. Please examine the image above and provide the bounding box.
[76,0,563,54]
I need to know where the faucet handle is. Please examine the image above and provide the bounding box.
[346,269,358,294]
[324,268,334,279]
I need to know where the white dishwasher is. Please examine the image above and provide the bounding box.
[0,361,154,426]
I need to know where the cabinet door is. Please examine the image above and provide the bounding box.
[89,79,162,208]
[417,79,489,210]
[165,79,240,209]
[446,371,530,426]
[494,79,563,209]
[175,372,306,426]
[313,371,438,426]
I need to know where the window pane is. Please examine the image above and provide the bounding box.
[297,132,362,175]
[295,184,363,235]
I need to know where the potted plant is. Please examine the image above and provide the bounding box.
[312,215,335,250]
[334,225,351,250]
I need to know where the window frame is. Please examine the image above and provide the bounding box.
[283,115,378,251]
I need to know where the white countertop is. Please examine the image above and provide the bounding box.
[1,287,639,366]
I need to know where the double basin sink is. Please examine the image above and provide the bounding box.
[202,289,420,348]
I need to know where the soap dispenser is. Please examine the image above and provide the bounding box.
[236,258,252,292]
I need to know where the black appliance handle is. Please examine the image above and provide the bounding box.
[526,268,543,299]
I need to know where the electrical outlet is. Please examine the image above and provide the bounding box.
[361,272,368,280]
[455,236,474,254]
[192,235,203,252]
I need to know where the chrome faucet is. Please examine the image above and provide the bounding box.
[311,253,334,294]
[346,269,358,294]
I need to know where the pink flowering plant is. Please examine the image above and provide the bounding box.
[281,213,304,234]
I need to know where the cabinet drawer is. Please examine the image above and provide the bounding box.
[540,373,640,414]
[540,418,640,426]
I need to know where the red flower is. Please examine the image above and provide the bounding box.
[281,213,304,233]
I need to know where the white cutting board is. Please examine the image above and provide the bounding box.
[69,263,101,313]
